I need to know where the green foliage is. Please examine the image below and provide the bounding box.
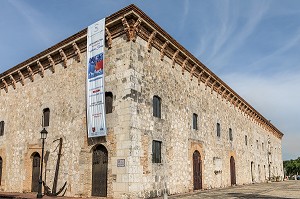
[283,157,300,175]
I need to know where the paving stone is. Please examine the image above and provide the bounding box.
[160,181,300,199]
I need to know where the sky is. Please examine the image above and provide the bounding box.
[0,0,299,160]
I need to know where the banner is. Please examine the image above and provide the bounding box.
[87,18,106,137]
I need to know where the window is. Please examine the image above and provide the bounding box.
[245,135,248,145]
[262,142,264,150]
[43,108,50,127]
[105,92,113,114]
[152,140,162,163]
[256,140,259,149]
[217,123,221,137]
[0,121,4,136]
[229,128,233,141]
[153,96,161,118]
[33,155,40,167]
[193,113,198,130]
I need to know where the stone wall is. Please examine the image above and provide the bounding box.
[126,36,283,197]
[0,31,283,199]
[0,34,137,198]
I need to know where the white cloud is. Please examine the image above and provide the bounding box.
[195,1,270,69]
[178,0,190,33]
[206,0,237,62]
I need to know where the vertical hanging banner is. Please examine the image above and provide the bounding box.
[87,18,106,137]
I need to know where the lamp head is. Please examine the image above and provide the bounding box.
[40,128,48,139]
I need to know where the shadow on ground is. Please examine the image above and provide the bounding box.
[0,195,18,199]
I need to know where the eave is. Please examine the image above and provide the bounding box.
[0,4,283,139]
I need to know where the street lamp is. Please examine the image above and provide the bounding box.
[37,128,48,198]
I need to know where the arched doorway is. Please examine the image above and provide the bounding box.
[251,161,254,182]
[264,165,266,181]
[258,164,261,182]
[92,145,108,197]
[268,164,271,180]
[230,156,236,185]
[31,153,41,192]
[193,150,202,190]
[0,156,3,185]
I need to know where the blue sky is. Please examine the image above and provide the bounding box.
[0,0,299,160]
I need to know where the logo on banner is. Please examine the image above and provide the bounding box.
[88,53,103,79]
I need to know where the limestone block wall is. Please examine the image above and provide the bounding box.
[0,29,283,198]
[0,148,6,191]
[104,35,143,199]
[0,54,87,193]
[0,34,139,198]
[126,37,283,197]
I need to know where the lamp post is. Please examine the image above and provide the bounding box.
[37,128,48,198]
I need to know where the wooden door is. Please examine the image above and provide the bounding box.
[31,153,40,192]
[193,150,202,190]
[230,156,236,185]
[92,145,108,197]
[0,157,2,185]
[251,162,254,182]
[258,164,261,182]
[268,164,271,180]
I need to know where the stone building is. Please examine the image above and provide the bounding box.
[0,4,283,199]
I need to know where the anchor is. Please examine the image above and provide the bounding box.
[43,137,67,196]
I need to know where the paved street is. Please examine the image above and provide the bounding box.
[167,181,300,199]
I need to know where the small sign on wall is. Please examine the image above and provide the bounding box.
[117,159,125,167]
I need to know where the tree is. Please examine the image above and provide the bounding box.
[283,157,300,176]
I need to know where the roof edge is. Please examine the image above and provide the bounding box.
[0,4,284,139]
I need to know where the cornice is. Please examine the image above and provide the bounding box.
[0,4,283,139]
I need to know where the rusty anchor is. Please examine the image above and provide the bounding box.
[43,137,67,196]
